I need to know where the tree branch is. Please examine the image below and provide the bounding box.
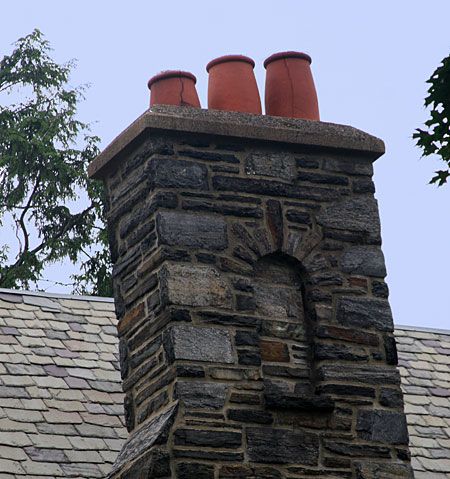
[0,204,29,209]
[29,203,95,257]
[16,174,41,259]
[0,80,22,94]
[0,202,96,288]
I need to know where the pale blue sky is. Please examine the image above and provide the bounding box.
[1,1,449,329]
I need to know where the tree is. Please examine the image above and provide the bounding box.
[414,54,450,186]
[0,29,112,296]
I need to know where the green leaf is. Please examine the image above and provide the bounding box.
[415,53,450,186]
[0,29,111,295]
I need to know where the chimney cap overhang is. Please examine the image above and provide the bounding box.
[88,105,385,180]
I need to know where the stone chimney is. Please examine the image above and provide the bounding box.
[89,106,414,479]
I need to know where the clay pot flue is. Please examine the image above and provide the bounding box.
[264,51,319,120]
[148,70,200,108]
[206,55,262,114]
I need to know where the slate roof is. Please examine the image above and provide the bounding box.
[396,325,450,478]
[0,288,449,478]
[0,289,125,478]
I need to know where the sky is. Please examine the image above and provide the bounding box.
[1,1,449,330]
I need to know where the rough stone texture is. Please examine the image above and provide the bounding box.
[119,448,170,478]
[247,427,319,465]
[318,196,381,244]
[354,462,414,479]
[157,211,228,251]
[147,158,208,190]
[245,152,297,181]
[174,428,242,448]
[161,263,232,308]
[108,404,177,477]
[174,382,228,410]
[340,245,387,277]
[164,324,234,364]
[356,410,409,444]
[318,364,401,385]
[336,296,394,332]
[89,108,413,478]
[177,462,214,479]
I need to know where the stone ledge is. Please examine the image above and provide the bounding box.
[88,105,385,179]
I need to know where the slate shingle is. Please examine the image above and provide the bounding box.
[0,289,125,478]
[395,325,450,477]
[0,288,448,477]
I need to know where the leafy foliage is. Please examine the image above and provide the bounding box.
[0,29,112,295]
[414,54,450,186]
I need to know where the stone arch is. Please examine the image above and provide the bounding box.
[247,249,334,411]
[230,218,324,273]
[229,219,335,408]
[251,252,315,399]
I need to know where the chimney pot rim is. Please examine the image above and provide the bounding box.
[206,55,255,72]
[264,51,312,69]
[148,70,197,89]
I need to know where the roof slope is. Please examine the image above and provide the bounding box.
[395,326,450,478]
[0,289,449,478]
[0,290,126,478]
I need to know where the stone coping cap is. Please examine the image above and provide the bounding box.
[88,105,385,179]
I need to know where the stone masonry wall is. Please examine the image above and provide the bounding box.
[97,109,414,479]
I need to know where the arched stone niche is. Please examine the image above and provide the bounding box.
[251,252,334,411]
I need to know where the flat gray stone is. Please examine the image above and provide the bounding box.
[161,264,232,308]
[148,157,208,190]
[318,365,400,385]
[245,152,296,181]
[354,462,414,479]
[318,196,381,243]
[322,155,373,176]
[109,404,177,477]
[175,381,228,410]
[337,296,394,332]
[340,245,386,277]
[247,427,319,465]
[165,324,233,364]
[157,211,227,251]
[357,410,409,445]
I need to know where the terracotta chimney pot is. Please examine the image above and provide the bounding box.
[264,51,319,120]
[148,70,201,108]
[206,55,262,114]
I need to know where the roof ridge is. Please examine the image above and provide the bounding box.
[395,323,450,336]
[0,287,114,303]
[1,287,449,334]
